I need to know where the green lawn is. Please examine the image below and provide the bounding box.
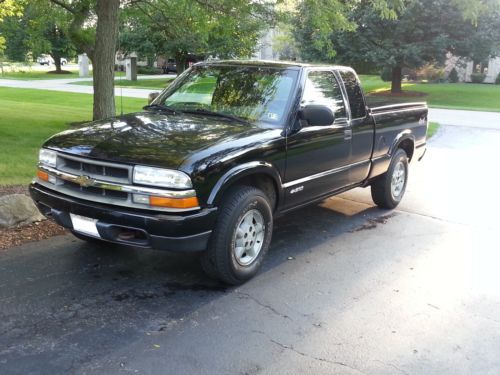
[358,75,391,92]
[0,87,146,185]
[359,75,500,112]
[427,122,440,138]
[71,77,173,90]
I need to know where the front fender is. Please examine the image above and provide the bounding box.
[207,161,283,206]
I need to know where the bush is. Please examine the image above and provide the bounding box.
[448,68,459,83]
[495,73,500,85]
[137,66,161,75]
[470,73,486,83]
[416,64,445,82]
[380,67,392,82]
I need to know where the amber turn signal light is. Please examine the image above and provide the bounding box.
[37,170,49,182]
[149,196,199,209]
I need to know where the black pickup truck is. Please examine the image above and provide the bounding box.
[30,60,427,284]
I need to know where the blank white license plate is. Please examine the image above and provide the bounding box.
[70,213,100,238]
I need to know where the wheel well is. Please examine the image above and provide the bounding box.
[398,139,414,162]
[223,173,279,211]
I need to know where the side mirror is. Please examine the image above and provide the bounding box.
[300,104,335,126]
[148,92,160,104]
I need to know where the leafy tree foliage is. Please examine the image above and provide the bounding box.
[24,2,76,72]
[122,0,274,73]
[0,0,25,57]
[0,13,30,61]
[48,0,121,120]
[292,0,403,62]
[295,0,500,93]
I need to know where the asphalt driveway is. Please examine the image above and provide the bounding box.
[1,123,499,374]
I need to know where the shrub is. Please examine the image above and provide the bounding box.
[138,66,161,75]
[448,68,459,83]
[495,73,500,85]
[416,64,445,82]
[380,67,392,82]
[470,73,486,83]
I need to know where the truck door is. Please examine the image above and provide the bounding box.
[338,69,374,184]
[284,69,352,209]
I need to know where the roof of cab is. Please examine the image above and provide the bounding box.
[193,59,351,71]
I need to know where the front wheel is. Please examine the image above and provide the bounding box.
[371,149,409,209]
[201,186,273,285]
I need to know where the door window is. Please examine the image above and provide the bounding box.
[301,71,347,120]
[339,70,367,119]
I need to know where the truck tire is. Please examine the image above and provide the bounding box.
[200,186,273,285]
[371,149,409,209]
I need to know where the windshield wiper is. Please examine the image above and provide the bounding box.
[143,103,179,114]
[183,108,251,125]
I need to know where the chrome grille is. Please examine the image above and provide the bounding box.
[57,154,131,184]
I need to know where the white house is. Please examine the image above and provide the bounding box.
[446,52,500,83]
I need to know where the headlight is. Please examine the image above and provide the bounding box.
[133,166,192,189]
[39,149,57,167]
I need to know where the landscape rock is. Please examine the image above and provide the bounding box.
[0,194,45,228]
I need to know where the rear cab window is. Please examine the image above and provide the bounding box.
[338,70,367,119]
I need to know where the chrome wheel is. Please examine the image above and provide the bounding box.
[233,209,265,266]
[391,161,406,199]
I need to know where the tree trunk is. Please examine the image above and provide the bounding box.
[391,66,403,93]
[52,55,62,73]
[92,0,120,121]
[175,52,187,75]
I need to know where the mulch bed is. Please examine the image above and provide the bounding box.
[0,185,29,197]
[369,90,428,97]
[0,220,68,251]
[0,184,68,250]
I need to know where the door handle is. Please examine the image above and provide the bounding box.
[344,129,352,140]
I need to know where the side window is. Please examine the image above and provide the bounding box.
[339,70,367,119]
[302,71,347,120]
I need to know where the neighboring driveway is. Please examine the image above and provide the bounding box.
[1,121,500,373]
[0,74,173,99]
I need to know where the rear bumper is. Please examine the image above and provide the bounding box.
[29,183,217,252]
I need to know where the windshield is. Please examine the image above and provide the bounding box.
[154,65,299,126]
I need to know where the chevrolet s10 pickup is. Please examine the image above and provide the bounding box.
[30,60,427,284]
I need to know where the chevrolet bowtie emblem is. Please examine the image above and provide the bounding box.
[74,175,95,187]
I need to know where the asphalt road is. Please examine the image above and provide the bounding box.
[1,124,500,374]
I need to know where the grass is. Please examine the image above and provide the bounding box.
[0,87,146,185]
[71,77,174,90]
[359,75,500,112]
[427,122,440,138]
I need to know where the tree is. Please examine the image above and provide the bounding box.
[23,2,76,72]
[0,0,25,61]
[295,0,500,93]
[125,0,273,73]
[49,0,121,120]
[0,13,30,61]
[292,0,403,62]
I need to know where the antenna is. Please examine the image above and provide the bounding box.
[118,30,124,116]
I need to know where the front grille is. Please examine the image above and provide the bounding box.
[63,180,128,200]
[57,154,131,184]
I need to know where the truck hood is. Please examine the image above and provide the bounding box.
[43,111,266,169]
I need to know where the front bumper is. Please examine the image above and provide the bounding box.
[29,183,217,252]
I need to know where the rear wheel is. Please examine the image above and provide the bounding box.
[201,186,273,285]
[371,149,409,209]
